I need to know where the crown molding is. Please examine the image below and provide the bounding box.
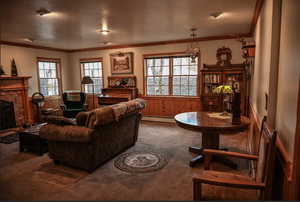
[250,0,265,35]
[0,40,67,52]
[67,33,251,53]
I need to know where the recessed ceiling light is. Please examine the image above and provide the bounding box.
[23,38,34,43]
[102,41,111,45]
[36,8,51,16]
[210,12,224,19]
[99,29,110,35]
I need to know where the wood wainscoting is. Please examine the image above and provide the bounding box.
[141,96,201,118]
[249,104,293,200]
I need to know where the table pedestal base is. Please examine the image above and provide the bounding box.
[188,132,238,169]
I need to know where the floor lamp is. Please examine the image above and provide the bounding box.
[81,76,95,109]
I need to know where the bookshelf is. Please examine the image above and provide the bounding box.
[200,64,247,114]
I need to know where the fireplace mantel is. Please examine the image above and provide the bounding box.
[0,76,32,127]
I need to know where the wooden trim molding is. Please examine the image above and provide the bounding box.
[79,57,103,62]
[292,79,300,199]
[250,0,265,35]
[68,33,251,53]
[0,40,67,52]
[1,33,253,53]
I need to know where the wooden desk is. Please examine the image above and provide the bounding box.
[174,111,250,167]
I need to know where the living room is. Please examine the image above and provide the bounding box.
[0,0,300,200]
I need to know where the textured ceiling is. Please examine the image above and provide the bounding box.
[0,0,256,50]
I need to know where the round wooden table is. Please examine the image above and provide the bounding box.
[174,111,250,167]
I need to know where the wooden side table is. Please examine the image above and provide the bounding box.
[174,111,250,168]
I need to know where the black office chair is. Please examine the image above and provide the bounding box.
[60,92,87,118]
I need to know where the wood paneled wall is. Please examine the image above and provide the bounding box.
[249,104,293,200]
[141,96,201,117]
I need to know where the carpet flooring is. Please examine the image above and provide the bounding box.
[0,122,257,200]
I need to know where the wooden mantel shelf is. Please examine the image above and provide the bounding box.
[0,76,31,80]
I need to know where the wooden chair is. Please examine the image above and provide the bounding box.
[193,117,277,200]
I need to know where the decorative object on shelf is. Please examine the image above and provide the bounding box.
[31,92,45,123]
[185,28,200,63]
[213,85,233,116]
[108,76,136,88]
[81,76,95,109]
[110,52,134,74]
[216,46,232,66]
[0,65,5,76]
[11,58,18,76]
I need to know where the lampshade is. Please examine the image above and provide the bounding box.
[81,76,94,84]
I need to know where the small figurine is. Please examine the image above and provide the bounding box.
[11,58,18,76]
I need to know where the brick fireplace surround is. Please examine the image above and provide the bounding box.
[0,76,31,129]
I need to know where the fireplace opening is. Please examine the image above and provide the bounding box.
[0,100,17,130]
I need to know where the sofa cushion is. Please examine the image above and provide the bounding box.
[85,107,115,128]
[40,124,93,143]
[76,111,90,126]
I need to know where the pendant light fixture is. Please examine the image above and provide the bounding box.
[185,28,201,63]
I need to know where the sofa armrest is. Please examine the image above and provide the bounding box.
[40,124,93,143]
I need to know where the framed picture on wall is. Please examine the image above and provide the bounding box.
[110,52,134,74]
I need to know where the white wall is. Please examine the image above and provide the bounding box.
[252,0,300,159]
[275,0,300,159]
[69,39,244,94]
[0,45,71,96]
[251,0,273,121]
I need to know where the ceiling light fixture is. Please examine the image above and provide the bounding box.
[185,28,200,63]
[99,29,110,35]
[23,38,34,43]
[210,12,223,19]
[102,41,111,45]
[36,8,51,16]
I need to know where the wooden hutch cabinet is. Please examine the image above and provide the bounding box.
[200,64,247,115]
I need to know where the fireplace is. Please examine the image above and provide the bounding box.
[0,100,17,130]
[0,76,31,127]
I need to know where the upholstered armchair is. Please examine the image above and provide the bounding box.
[40,99,146,172]
[60,92,87,118]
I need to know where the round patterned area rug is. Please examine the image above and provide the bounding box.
[114,151,168,173]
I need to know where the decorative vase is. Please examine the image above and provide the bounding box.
[11,59,18,76]
[231,92,241,125]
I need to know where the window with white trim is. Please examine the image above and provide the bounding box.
[144,55,198,96]
[80,59,104,94]
[37,59,61,96]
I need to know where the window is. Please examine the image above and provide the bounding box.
[37,58,61,96]
[80,58,104,94]
[144,55,198,96]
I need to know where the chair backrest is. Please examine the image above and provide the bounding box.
[62,92,86,109]
[255,117,277,199]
